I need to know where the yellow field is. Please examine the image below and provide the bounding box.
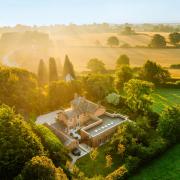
[0,31,179,75]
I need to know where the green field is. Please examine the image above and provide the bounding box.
[129,144,180,180]
[152,88,180,113]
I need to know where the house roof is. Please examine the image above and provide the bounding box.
[62,96,100,119]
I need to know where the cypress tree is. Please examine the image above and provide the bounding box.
[63,55,75,79]
[49,57,58,82]
[37,59,48,86]
[57,57,63,74]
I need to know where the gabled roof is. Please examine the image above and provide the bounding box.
[60,96,100,119]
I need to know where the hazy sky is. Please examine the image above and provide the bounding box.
[0,0,179,26]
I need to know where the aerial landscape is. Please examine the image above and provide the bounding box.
[0,0,180,180]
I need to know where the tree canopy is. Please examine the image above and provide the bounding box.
[115,65,133,90]
[169,32,180,47]
[116,54,130,68]
[87,58,106,73]
[149,34,166,48]
[0,105,44,179]
[140,60,170,84]
[157,105,180,143]
[19,156,67,180]
[0,66,43,114]
[107,36,119,47]
[124,79,154,113]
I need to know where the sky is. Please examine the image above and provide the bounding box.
[0,0,179,26]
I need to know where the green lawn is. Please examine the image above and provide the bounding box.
[129,144,180,180]
[152,88,180,113]
[76,144,122,177]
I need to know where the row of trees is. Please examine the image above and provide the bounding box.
[38,55,75,86]
[149,32,180,48]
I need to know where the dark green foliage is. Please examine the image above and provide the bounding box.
[82,74,114,101]
[140,60,170,84]
[157,105,180,143]
[0,105,44,179]
[63,55,75,79]
[107,36,119,47]
[170,64,180,69]
[169,32,180,47]
[87,58,106,73]
[149,34,166,48]
[49,57,58,82]
[116,54,130,68]
[0,66,43,114]
[115,65,133,90]
[34,125,69,165]
[19,156,67,180]
[38,59,48,86]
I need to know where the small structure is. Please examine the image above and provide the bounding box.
[65,73,74,82]
[36,94,128,149]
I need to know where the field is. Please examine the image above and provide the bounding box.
[129,144,180,180]
[152,88,180,113]
[1,31,180,74]
[53,32,180,72]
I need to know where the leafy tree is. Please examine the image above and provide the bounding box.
[107,36,119,47]
[82,74,114,101]
[0,105,44,179]
[116,54,130,68]
[169,32,180,47]
[49,57,58,82]
[63,55,75,79]
[105,155,113,168]
[37,59,48,86]
[90,148,98,161]
[124,79,154,113]
[157,105,180,143]
[87,58,106,73]
[115,65,133,90]
[121,26,135,35]
[149,34,166,48]
[19,156,67,180]
[106,93,120,106]
[140,60,170,84]
[0,66,44,114]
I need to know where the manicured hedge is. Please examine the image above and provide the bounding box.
[34,124,69,165]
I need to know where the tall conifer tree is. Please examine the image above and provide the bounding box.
[37,59,48,86]
[63,55,75,79]
[49,57,58,82]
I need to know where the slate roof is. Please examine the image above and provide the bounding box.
[62,96,99,119]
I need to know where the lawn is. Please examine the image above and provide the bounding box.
[129,144,180,180]
[152,88,180,113]
[76,143,122,177]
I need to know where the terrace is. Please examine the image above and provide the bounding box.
[82,113,127,138]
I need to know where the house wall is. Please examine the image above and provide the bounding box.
[90,126,117,147]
